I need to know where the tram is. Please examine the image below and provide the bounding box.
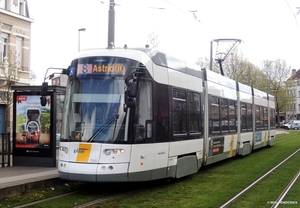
[53,47,276,182]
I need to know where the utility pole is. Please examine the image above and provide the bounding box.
[107,0,115,48]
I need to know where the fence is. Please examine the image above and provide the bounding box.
[1,132,11,167]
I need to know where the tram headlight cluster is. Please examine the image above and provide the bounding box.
[104,148,125,156]
[59,146,68,154]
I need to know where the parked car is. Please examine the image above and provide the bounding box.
[279,121,286,128]
[284,120,300,130]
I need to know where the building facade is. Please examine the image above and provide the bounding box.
[285,69,300,122]
[0,0,33,133]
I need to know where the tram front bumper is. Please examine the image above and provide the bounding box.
[58,160,129,182]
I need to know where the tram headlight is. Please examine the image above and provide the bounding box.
[104,149,111,155]
[59,146,68,154]
[104,148,125,155]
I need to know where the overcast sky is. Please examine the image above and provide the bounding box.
[27,0,300,84]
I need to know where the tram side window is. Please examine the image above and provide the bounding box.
[154,83,169,142]
[134,81,153,143]
[260,106,264,130]
[189,92,202,135]
[173,89,187,137]
[270,109,275,128]
[221,98,229,133]
[263,107,268,129]
[241,102,247,132]
[229,100,236,132]
[241,102,253,132]
[209,96,220,134]
[247,103,253,131]
[255,105,262,130]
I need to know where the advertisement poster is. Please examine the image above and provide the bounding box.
[208,137,224,156]
[255,132,263,144]
[15,95,51,148]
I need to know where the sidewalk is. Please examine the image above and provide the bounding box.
[0,166,58,199]
[275,129,289,135]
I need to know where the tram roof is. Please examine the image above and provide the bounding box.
[75,47,203,78]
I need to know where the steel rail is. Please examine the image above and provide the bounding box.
[73,193,121,208]
[14,190,81,208]
[274,134,298,144]
[271,170,300,208]
[220,148,300,208]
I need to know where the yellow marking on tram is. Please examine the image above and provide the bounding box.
[76,144,92,162]
[229,135,234,157]
[264,131,267,146]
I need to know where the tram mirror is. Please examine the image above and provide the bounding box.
[40,82,48,96]
[126,97,136,108]
[127,81,137,97]
[40,96,47,106]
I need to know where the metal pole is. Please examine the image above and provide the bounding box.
[78,28,86,52]
[209,40,213,71]
[107,0,115,48]
[78,30,80,52]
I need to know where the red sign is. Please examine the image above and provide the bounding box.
[16,96,27,102]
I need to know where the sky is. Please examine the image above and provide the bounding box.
[27,0,300,85]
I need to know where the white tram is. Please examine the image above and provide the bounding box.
[57,48,276,182]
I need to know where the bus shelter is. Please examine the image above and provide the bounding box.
[11,86,65,167]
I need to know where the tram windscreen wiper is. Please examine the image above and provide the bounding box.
[87,114,119,143]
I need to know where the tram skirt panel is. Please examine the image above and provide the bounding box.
[176,155,198,178]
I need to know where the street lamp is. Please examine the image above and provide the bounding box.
[78,28,86,52]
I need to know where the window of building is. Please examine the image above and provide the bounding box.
[19,2,24,15]
[1,34,8,61]
[13,0,19,6]
[16,37,22,67]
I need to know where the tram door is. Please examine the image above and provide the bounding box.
[128,81,169,181]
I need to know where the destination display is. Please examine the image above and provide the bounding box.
[77,63,126,75]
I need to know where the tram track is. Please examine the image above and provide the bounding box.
[14,190,82,208]
[73,193,121,208]
[274,133,298,144]
[220,148,300,208]
[270,170,300,208]
[11,188,126,208]
[11,181,146,208]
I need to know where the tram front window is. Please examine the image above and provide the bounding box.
[61,76,127,143]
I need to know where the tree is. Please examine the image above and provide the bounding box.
[0,51,21,132]
[196,49,268,91]
[261,59,292,125]
[30,70,37,85]
[147,31,160,48]
[196,56,220,73]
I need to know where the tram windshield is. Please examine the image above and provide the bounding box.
[60,56,140,144]
[61,76,127,143]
